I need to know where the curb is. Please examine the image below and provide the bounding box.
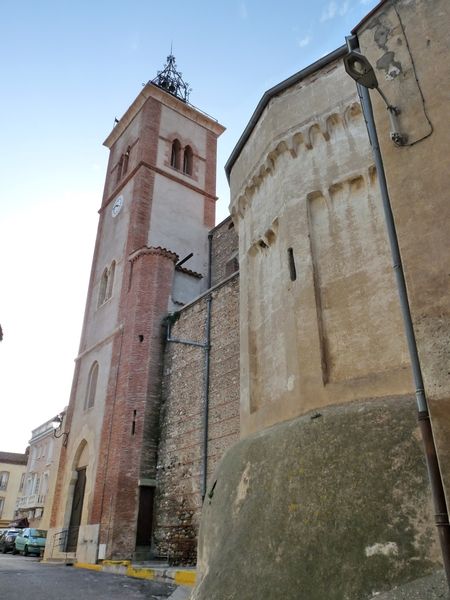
[74,560,196,587]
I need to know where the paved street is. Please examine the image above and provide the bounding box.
[0,555,177,599]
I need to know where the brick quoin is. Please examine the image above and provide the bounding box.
[90,98,163,553]
[203,131,218,227]
[94,249,176,558]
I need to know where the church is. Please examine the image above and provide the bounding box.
[46,0,450,597]
[45,53,239,564]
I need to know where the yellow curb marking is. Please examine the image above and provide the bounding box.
[75,562,102,572]
[175,570,196,586]
[126,566,155,580]
[102,560,131,567]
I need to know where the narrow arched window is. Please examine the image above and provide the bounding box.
[85,362,99,410]
[98,268,108,307]
[171,139,181,169]
[122,147,130,175]
[183,145,193,175]
[106,261,115,301]
[116,156,123,183]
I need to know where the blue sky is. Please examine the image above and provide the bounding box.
[0,0,378,452]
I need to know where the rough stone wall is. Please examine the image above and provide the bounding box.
[210,216,239,287]
[153,274,239,564]
[193,397,440,600]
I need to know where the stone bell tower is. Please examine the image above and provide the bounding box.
[48,54,225,562]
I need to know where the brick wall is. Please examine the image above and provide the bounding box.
[153,274,239,564]
[93,248,176,558]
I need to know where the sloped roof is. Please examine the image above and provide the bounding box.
[0,451,28,465]
[351,0,388,34]
[224,46,347,180]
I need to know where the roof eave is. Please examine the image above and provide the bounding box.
[224,45,347,181]
[351,0,389,34]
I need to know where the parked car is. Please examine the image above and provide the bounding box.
[13,528,47,556]
[0,529,22,553]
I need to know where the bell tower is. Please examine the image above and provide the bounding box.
[48,54,225,562]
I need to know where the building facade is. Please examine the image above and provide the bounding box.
[46,55,240,565]
[153,217,239,564]
[192,2,450,596]
[0,451,28,527]
[15,416,64,530]
[355,0,450,515]
[46,4,450,595]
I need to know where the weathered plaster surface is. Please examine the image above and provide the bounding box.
[356,0,450,509]
[193,397,440,600]
[229,58,411,437]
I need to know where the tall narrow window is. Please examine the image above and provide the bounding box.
[183,145,193,175]
[288,247,297,281]
[171,139,181,169]
[33,475,41,496]
[0,497,4,518]
[123,147,130,175]
[0,471,9,491]
[41,473,49,499]
[106,261,115,301]
[46,439,54,464]
[116,156,123,183]
[98,268,108,307]
[98,261,116,307]
[85,362,99,410]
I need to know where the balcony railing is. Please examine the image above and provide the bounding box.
[16,494,46,509]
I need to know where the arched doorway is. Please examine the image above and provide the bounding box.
[66,441,88,552]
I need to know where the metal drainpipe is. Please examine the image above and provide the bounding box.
[201,233,214,502]
[165,234,213,503]
[346,35,450,588]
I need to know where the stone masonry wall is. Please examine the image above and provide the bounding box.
[210,216,239,287]
[153,274,239,564]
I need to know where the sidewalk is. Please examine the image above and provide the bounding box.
[74,559,196,588]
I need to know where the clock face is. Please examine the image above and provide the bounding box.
[111,195,124,218]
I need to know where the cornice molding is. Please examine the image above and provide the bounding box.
[175,265,203,279]
[100,160,218,214]
[243,165,378,256]
[128,245,179,264]
[103,83,225,150]
[230,99,363,221]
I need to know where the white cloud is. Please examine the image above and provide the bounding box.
[320,0,350,22]
[321,1,337,21]
[340,0,350,15]
[298,35,312,48]
[239,2,248,19]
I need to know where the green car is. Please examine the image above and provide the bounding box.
[13,528,47,556]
